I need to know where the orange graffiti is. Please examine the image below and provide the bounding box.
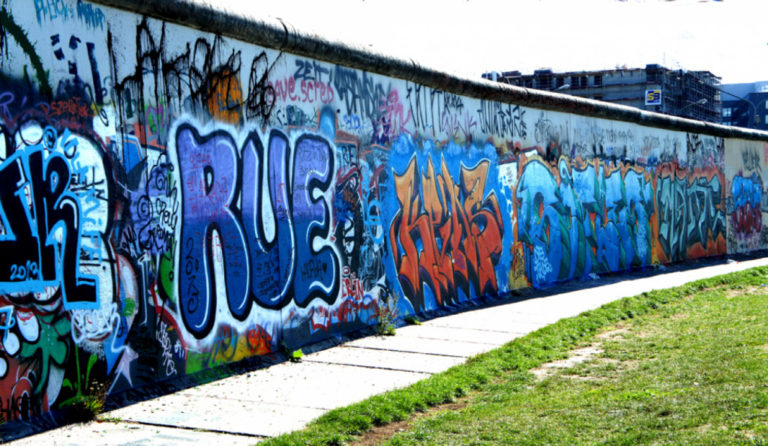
[389,156,503,310]
[246,326,273,355]
[207,69,244,124]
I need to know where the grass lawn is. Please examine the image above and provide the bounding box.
[264,267,768,446]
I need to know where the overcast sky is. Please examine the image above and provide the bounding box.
[250,0,768,85]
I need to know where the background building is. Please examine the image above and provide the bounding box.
[483,64,722,123]
[720,81,768,130]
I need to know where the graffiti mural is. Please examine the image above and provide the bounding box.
[655,165,726,262]
[386,138,510,312]
[730,173,762,246]
[173,121,340,338]
[0,0,764,434]
[725,140,768,253]
[516,157,655,287]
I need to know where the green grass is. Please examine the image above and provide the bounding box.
[263,266,768,446]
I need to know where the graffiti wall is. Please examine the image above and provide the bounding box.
[0,0,763,426]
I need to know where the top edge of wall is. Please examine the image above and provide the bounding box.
[90,0,768,142]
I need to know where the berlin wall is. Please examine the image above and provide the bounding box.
[0,0,766,427]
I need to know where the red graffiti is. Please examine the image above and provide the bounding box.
[268,77,334,105]
[341,269,364,302]
[733,203,761,235]
[0,361,36,422]
[288,294,378,333]
[0,92,95,137]
[389,156,503,311]
[47,98,94,121]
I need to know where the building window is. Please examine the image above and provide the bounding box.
[594,75,602,87]
[722,108,732,117]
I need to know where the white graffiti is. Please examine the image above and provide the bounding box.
[158,322,178,377]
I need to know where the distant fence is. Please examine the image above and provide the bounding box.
[0,0,766,431]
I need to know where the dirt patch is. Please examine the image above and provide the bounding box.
[724,285,763,299]
[595,327,630,340]
[531,327,640,381]
[530,345,604,380]
[351,400,469,446]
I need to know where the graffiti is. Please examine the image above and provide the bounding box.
[404,83,436,136]
[687,133,722,170]
[730,173,762,237]
[175,123,339,338]
[0,307,13,343]
[372,90,411,145]
[157,322,177,377]
[389,154,504,310]
[269,76,334,105]
[534,113,564,150]
[206,68,243,124]
[33,0,105,30]
[334,165,363,272]
[284,291,379,334]
[740,148,762,172]
[0,105,112,422]
[341,114,364,131]
[71,303,119,344]
[440,108,477,142]
[293,58,330,82]
[48,32,110,116]
[478,100,526,140]
[75,0,106,30]
[131,153,178,256]
[516,158,655,287]
[0,125,110,310]
[0,94,99,144]
[332,66,387,127]
[34,0,72,25]
[245,52,277,122]
[271,105,317,130]
[404,84,477,140]
[0,310,73,421]
[111,19,278,133]
[656,166,725,262]
[188,323,273,371]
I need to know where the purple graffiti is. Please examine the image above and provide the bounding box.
[177,126,250,338]
[175,124,339,338]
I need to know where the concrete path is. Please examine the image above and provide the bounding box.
[10,256,768,445]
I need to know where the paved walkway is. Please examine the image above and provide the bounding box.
[11,256,768,445]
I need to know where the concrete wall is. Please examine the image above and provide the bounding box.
[0,0,766,426]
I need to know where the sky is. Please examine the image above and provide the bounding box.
[247,0,768,85]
